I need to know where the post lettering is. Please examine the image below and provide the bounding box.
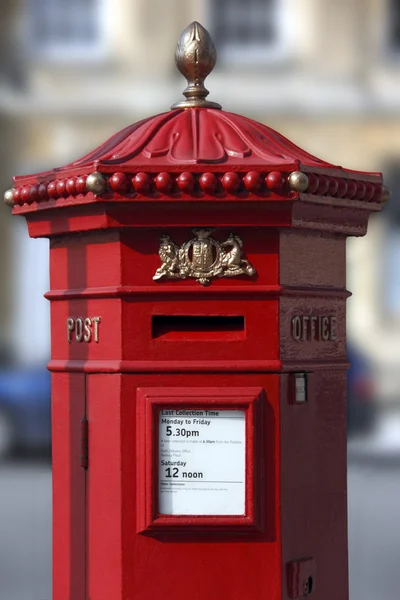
[291,316,302,341]
[92,316,101,342]
[75,318,83,342]
[330,316,337,341]
[291,315,337,342]
[67,316,101,343]
[67,318,75,343]
[84,318,92,342]
[301,316,310,340]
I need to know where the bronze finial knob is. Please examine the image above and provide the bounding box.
[171,22,222,110]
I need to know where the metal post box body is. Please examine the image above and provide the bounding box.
[6,23,387,600]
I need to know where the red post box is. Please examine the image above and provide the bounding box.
[5,22,389,600]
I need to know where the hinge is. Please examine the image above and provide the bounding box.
[80,418,88,469]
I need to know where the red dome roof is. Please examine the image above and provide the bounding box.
[61,107,335,172]
[8,21,385,215]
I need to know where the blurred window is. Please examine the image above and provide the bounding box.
[13,219,50,366]
[212,0,288,63]
[28,0,106,60]
[382,163,400,315]
[389,0,400,50]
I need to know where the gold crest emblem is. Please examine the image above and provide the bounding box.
[153,229,256,286]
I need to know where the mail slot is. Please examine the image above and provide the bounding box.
[6,21,388,600]
[152,315,245,340]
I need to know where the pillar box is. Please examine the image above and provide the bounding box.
[5,22,388,600]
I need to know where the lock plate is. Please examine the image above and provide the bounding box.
[287,558,316,598]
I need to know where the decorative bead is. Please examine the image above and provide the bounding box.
[307,173,319,194]
[346,180,357,198]
[381,185,391,203]
[244,171,263,193]
[20,186,31,204]
[176,172,195,193]
[336,178,347,198]
[86,172,107,195]
[363,182,375,202]
[288,171,309,193]
[13,188,21,204]
[133,172,152,194]
[371,184,383,202]
[200,172,218,194]
[76,176,87,194]
[3,188,15,207]
[110,172,129,193]
[47,181,58,199]
[56,180,66,197]
[327,177,338,197]
[317,175,329,195]
[222,172,241,193]
[38,183,49,200]
[66,177,77,195]
[354,181,366,200]
[155,172,173,194]
[265,171,284,193]
[29,185,39,203]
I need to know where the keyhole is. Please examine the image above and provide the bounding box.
[303,576,313,595]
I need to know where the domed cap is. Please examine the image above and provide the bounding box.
[7,22,385,210]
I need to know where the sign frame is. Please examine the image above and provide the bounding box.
[136,387,265,534]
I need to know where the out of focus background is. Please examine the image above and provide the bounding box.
[0,1,399,599]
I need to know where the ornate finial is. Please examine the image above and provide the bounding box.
[171,22,222,110]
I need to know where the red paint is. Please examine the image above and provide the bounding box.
[222,171,241,192]
[110,172,129,193]
[56,180,67,197]
[38,182,48,200]
[20,186,30,204]
[199,172,218,193]
[155,171,173,193]
[266,171,284,193]
[29,184,39,203]
[13,186,21,204]
[47,181,59,199]
[177,171,195,192]
[76,176,87,194]
[66,177,77,195]
[244,170,263,193]
[133,172,152,193]
[336,178,347,198]
[372,183,383,202]
[306,173,319,194]
[346,179,357,198]
[327,176,338,196]
[52,373,86,600]
[364,182,375,202]
[355,180,366,200]
[316,175,329,195]
[10,102,385,600]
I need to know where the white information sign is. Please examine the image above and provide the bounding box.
[158,408,246,516]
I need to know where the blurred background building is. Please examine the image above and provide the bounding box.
[0,0,400,417]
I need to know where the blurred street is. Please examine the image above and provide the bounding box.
[348,459,400,600]
[0,461,52,600]
[0,454,399,600]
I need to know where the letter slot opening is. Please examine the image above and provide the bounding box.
[152,315,245,341]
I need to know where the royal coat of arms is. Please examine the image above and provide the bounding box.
[153,229,256,286]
